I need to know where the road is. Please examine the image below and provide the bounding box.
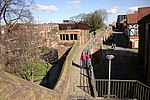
[93,31,138,80]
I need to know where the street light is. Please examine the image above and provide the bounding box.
[106,54,114,98]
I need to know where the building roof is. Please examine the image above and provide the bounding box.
[138,6,150,21]
[138,14,150,23]
[127,11,138,24]
[59,23,89,30]
[127,6,150,24]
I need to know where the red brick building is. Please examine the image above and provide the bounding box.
[57,21,89,58]
[58,22,89,45]
[127,11,139,48]
[11,23,59,47]
[1,23,59,59]
[30,23,59,47]
[138,7,150,86]
[123,7,150,49]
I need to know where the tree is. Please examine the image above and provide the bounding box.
[15,24,43,82]
[0,0,34,67]
[83,13,103,32]
[70,9,108,32]
[70,13,87,22]
[0,0,51,82]
[4,23,49,82]
[94,9,108,22]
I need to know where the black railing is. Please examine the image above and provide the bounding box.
[95,79,150,100]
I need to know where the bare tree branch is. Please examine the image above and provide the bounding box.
[0,0,34,68]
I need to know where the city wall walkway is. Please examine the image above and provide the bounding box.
[66,28,113,99]
[0,27,112,100]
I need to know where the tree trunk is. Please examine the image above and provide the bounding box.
[31,67,34,83]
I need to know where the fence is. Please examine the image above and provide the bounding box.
[95,79,150,100]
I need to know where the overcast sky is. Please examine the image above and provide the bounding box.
[31,0,150,24]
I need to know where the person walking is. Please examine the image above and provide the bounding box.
[80,51,90,69]
[93,31,96,37]
[111,43,116,49]
[114,43,116,49]
[111,43,114,49]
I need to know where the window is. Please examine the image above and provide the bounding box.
[74,34,77,40]
[70,34,77,40]
[63,34,65,40]
[70,34,73,40]
[60,34,70,40]
[66,34,69,40]
[60,35,63,40]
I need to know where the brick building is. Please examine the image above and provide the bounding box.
[30,23,59,47]
[57,21,89,58]
[1,23,59,61]
[126,11,139,48]
[122,7,150,49]
[138,7,150,86]
[9,23,59,47]
[58,22,89,45]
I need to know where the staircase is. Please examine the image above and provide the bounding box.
[95,79,150,100]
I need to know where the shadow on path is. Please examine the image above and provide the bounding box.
[72,58,95,97]
[72,61,82,69]
[75,65,95,97]
[71,60,90,94]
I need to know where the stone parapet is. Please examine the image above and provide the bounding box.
[0,70,60,100]
[0,42,80,100]
[54,42,79,99]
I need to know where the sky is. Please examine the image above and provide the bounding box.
[31,0,150,24]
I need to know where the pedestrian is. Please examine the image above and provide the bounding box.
[93,31,96,37]
[111,43,114,49]
[114,43,116,49]
[111,43,116,49]
[80,51,90,69]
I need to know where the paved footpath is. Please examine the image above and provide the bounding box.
[66,29,109,100]
[67,40,94,100]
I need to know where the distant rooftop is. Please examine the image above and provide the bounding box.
[63,20,75,24]
[59,23,89,30]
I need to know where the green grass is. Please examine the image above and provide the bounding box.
[34,63,52,82]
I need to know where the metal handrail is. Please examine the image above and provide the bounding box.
[95,79,150,100]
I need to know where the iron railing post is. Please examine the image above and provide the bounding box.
[108,59,111,97]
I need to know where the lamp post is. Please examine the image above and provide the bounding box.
[106,55,114,98]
